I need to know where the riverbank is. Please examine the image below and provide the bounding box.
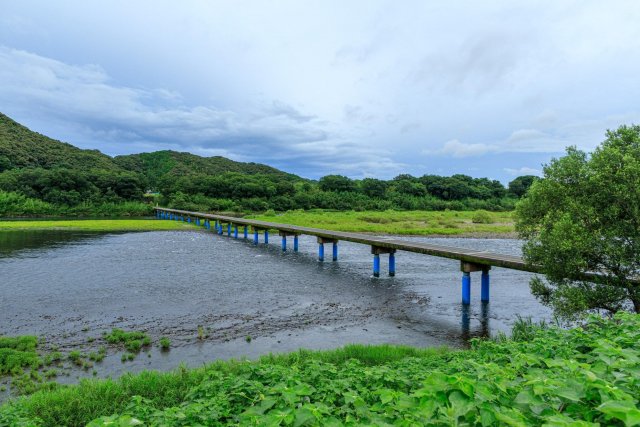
[1,313,637,426]
[0,219,197,232]
[248,210,515,236]
[0,210,515,236]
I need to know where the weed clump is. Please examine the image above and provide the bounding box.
[104,329,150,353]
[0,336,40,375]
[159,337,171,350]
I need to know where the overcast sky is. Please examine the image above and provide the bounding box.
[1,1,639,182]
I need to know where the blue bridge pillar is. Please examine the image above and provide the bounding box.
[373,254,380,277]
[317,237,338,262]
[244,226,248,239]
[481,268,490,303]
[462,272,471,305]
[264,230,269,244]
[279,231,299,252]
[227,223,231,236]
[371,246,396,277]
[389,252,396,277]
[253,228,259,245]
[234,225,239,239]
[460,262,491,305]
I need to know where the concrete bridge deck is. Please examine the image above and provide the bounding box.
[154,207,635,304]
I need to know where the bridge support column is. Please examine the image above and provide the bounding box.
[253,229,259,245]
[317,238,337,262]
[460,262,491,305]
[234,225,239,239]
[373,254,380,277]
[372,246,396,277]
[218,223,224,235]
[481,268,490,302]
[279,231,298,252]
[227,223,231,236]
[264,230,269,244]
[244,226,248,239]
[462,272,471,305]
[389,252,396,277]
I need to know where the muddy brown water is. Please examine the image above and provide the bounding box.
[0,229,551,391]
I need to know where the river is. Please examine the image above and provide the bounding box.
[0,229,551,383]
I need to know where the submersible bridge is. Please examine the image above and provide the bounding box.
[155,207,564,306]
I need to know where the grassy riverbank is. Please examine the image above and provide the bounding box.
[249,210,515,236]
[0,219,197,232]
[1,210,515,236]
[1,313,638,426]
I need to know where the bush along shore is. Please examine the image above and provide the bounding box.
[0,313,638,426]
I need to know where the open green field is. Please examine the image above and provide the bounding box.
[249,210,515,236]
[1,313,638,426]
[0,219,197,232]
[0,210,515,235]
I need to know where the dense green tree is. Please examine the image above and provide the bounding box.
[508,175,538,197]
[516,125,640,317]
[318,175,356,192]
[359,178,388,198]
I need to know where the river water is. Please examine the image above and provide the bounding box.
[0,229,551,381]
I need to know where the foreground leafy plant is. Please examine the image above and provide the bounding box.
[2,314,640,426]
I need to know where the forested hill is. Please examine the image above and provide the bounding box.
[0,112,537,216]
[0,112,118,172]
[114,151,300,188]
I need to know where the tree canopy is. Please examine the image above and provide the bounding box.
[516,125,640,317]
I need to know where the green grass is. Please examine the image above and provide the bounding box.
[103,329,151,354]
[2,314,639,426]
[249,209,514,235]
[0,219,197,232]
[0,336,40,375]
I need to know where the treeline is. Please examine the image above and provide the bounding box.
[160,172,536,213]
[0,166,536,217]
[0,111,538,217]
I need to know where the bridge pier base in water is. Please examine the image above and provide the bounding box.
[234,225,238,239]
[279,231,299,252]
[244,226,248,239]
[317,237,338,262]
[460,262,491,305]
[371,246,396,277]
[253,228,259,245]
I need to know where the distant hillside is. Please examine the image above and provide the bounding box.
[0,112,119,172]
[114,151,301,188]
[0,112,302,183]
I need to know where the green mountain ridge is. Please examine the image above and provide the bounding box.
[0,112,302,186]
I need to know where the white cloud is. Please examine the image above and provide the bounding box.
[426,139,498,158]
[504,167,542,176]
[2,1,640,181]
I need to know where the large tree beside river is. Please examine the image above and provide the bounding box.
[516,125,640,317]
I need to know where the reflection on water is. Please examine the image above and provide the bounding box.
[461,302,490,341]
[0,230,107,257]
